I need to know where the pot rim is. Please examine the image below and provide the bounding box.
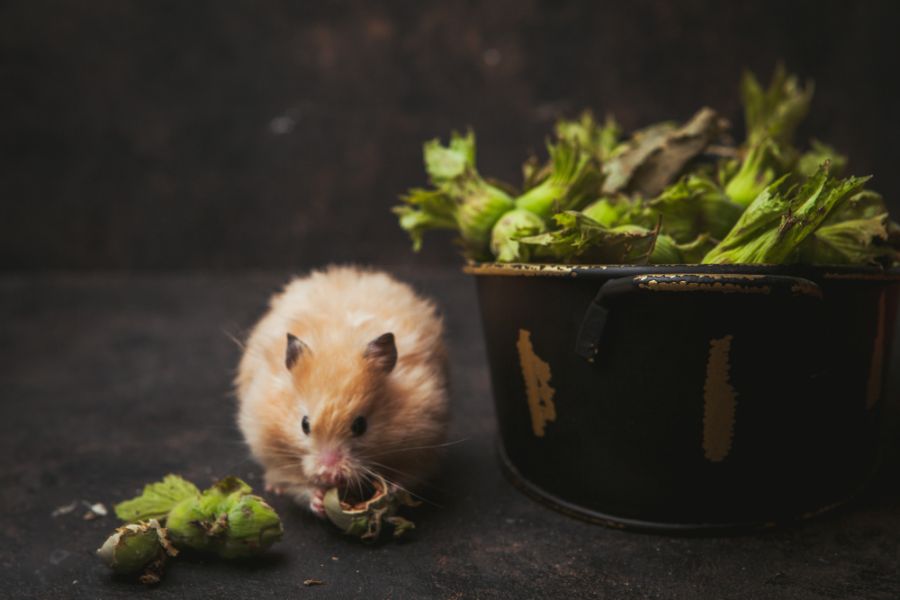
[463,261,900,281]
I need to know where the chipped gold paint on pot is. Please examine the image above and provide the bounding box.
[515,329,557,437]
[702,335,737,463]
[466,263,900,532]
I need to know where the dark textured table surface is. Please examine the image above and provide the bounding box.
[3,268,900,599]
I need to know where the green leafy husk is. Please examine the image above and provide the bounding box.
[650,174,744,242]
[797,139,847,179]
[393,189,457,251]
[555,111,623,162]
[517,212,659,264]
[799,214,892,265]
[454,178,516,258]
[114,475,200,522]
[394,64,899,267]
[395,131,515,259]
[423,130,476,184]
[741,62,814,147]
[649,234,682,264]
[513,139,603,218]
[163,476,283,559]
[703,164,870,264]
[644,233,717,264]
[110,475,283,563]
[724,138,779,207]
[96,519,178,584]
[582,196,656,230]
[798,190,896,264]
[490,208,547,262]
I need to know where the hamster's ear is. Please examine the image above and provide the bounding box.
[364,332,397,374]
[285,333,310,370]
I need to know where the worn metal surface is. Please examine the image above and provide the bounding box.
[474,267,895,530]
[2,269,900,599]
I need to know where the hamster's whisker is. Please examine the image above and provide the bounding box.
[259,447,303,457]
[357,465,441,508]
[350,470,365,500]
[218,455,259,472]
[360,437,470,459]
[254,442,303,455]
[267,458,307,470]
[361,459,430,486]
[366,459,450,494]
[364,460,449,494]
[260,452,306,463]
[223,328,247,350]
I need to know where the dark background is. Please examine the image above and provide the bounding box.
[3,0,900,270]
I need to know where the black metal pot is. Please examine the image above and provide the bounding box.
[466,263,900,533]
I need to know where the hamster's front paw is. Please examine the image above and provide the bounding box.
[309,488,326,518]
[264,482,285,495]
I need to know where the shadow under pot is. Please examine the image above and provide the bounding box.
[466,263,900,533]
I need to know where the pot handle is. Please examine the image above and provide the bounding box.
[574,273,823,361]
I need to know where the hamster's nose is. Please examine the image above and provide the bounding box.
[318,448,343,469]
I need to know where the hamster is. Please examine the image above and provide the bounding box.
[236,265,449,516]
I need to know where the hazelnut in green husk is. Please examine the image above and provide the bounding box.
[100,474,284,583]
[96,519,177,584]
[490,209,547,263]
[165,476,283,558]
[323,476,420,542]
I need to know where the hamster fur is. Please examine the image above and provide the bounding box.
[236,265,449,516]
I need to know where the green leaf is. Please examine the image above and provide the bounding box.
[490,208,547,262]
[703,165,869,264]
[798,189,895,264]
[646,233,717,265]
[453,179,516,259]
[399,130,517,259]
[769,169,869,262]
[582,196,656,230]
[799,214,892,265]
[115,475,201,522]
[386,515,416,538]
[796,139,847,179]
[724,138,779,207]
[676,234,716,264]
[393,188,458,251]
[514,139,603,218]
[741,63,814,147]
[521,154,550,192]
[829,189,888,221]
[207,475,253,497]
[554,111,623,161]
[582,198,627,228]
[517,212,658,264]
[648,233,681,264]
[423,130,476,184]
[650,174,744,242]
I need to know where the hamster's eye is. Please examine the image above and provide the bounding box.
[301,415,310,436]
[351,416,367,437]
